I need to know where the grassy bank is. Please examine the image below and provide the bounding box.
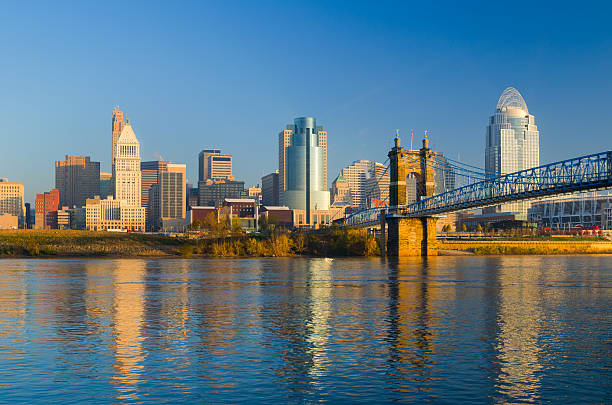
[440,240,612,255]
[0,228,379,258]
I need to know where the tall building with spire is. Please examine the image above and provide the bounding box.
[87,117,145,232]
[485,87,540,217]
[114,119,142,207]
[111,107,125,170]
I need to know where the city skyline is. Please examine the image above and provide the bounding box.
[1,2,610,203]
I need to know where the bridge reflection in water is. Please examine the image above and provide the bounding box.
[0,258,608,402]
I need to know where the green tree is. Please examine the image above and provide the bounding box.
[461,224,467,232]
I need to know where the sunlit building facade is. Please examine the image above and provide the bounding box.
[0,179,25,227]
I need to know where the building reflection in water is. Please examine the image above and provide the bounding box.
[260,258,333,396]
[110,260,146,401]
[385,257,438,394]
[492,256,545,403]
[0,261,27,333]
[305,258,333,381]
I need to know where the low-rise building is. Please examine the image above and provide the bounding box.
[292,209,331,229]
[0,213,18,229]
[260,206,293,228]
[85,197,145,232]
[224,198,258,232]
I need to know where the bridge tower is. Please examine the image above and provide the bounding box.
[384,131,438,256]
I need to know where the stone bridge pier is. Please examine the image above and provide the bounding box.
[383,132,438,256]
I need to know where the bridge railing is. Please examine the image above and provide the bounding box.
[345,151,612,225]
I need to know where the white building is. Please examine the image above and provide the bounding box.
[339,160,389,208]
[485,87,539,218]
[114,120,142,207]
[87,119,145,231]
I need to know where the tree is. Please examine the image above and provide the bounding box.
[461,224,467,232]
[476,224,483,233]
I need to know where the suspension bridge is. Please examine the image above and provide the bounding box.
[343,134,612,256]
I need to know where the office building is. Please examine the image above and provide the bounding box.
[111,107,125,170]
[55,155,100,208]
[160,163,187,231]
[198,149,220,182]
[485,87,539,217]
[279,117,330,224]
[34,189,59,229]
[338,160,389,208]
[198,180,246,207]
[261,171,279,206]
[100,172,112,199]
[0,179,25,227]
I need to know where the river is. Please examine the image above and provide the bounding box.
[0,257,609,403]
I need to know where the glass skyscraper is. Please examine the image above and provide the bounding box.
[485,87,539,217]
[279,117,330,223]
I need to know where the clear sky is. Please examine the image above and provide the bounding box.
[1,1,610,201]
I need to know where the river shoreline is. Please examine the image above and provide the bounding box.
[1,230,611,258]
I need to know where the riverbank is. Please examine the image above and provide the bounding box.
[2,230,611,258]
[439,239,612,255]
[0,228,379,258]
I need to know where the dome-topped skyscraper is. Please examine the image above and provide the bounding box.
[485,87,540,217]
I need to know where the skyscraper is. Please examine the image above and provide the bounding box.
[114,120,142,207]
[141,159,169,229]
[55,155,100,208]
[111,107,125,170]
[160,164,187,230]
[279,117,329,222]
[338,160,389,208]
[485,87,539,216]
[198,149,220,182]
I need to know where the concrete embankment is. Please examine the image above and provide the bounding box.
[439,240,612,255]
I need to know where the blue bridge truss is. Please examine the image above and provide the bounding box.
[345,151,612,227]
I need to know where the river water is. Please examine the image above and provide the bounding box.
[0,257,609,403]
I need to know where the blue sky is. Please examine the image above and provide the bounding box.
[1,1,610,201]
